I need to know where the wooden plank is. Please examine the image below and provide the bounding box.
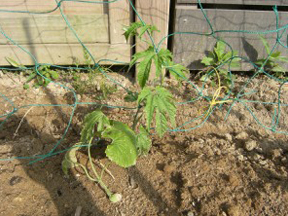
[0,0,105,15]
[108,0,130,44]
[0,14,109,44]
[135,0,171,79]
[1,43,131,65]
[178,0,288,6]
[173,8,288,71]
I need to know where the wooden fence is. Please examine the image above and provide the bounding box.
[0,0,170,66]
[0,0,287,72]
[173,0,288,71]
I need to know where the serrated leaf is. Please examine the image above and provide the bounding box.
[154,48,173,79]
[123,22,143,40]
[62,145,80,176]
[80,109,110,143]
[136,125,152,156]
[103,121,137,168]
[137,48,155,88]
[155,110,167,137]
[138,86,176,137]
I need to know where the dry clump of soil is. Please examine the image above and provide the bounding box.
[0,72,288,216]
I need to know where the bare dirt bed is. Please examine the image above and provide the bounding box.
[1,72,288,216]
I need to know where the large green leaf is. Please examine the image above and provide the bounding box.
[80,110,110,143]
[138,86,176,137]
[103,121,138,168]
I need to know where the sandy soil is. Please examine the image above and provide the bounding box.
[0,71,288,216]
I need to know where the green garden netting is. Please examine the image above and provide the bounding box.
[0,0,287,164]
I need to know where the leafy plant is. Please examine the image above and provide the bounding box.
[124,21,189,88]
[200,41,240,87]
[255,36,288,77]
[63,22,183,202]
[6,57,59,89]
[62,109,151,202]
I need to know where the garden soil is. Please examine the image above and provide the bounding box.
[1,72,288,216]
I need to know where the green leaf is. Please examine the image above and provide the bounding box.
[62,144,80,176]
[270,51,281,58]
[154,48,173,79]
[254,59,266,66]
[5,57,25,68]
[80,109,110,143]
[259,36,271,55]
[138,86,176,137]
[103,121,138,168]
[168,63,189,81]
[214,41,226,60]
[272,65,285,73]
[136,125,151,156]
[136,47,155,88]
[229,58,241,68]
[23,84,30,89]
[49,70,59,80]
[155,110,168,138]
[123,22,143,40]
[201,56,215,66]
[25,73,37,83]
[139,25,159,39]
[277,56,288,63]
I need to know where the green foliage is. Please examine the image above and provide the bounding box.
[255,36,288,77]
[136,125,152,156]
[129,46,189,88]
[200,40,240,87]
[103,120,138,168]
[124,22,189,88]
[123,21,159,41]
[79,109,150,167]
[5,57,59,89]
[138,86,176,137]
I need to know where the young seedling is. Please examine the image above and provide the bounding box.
[63,22,188,202]
[5,57,59,89]
[200,40,240,88]
[255,36,288,78]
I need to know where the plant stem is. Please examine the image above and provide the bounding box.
[88,138,113,198]
[132,106,142,130]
